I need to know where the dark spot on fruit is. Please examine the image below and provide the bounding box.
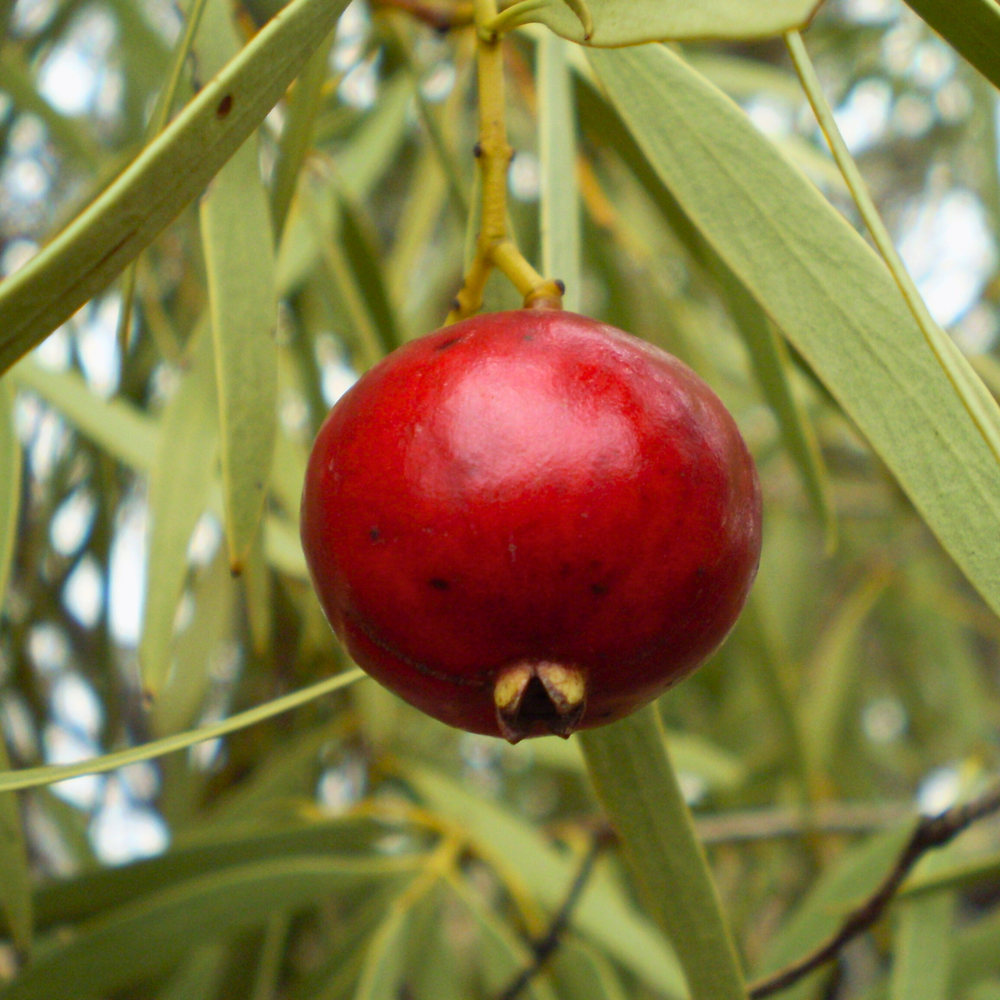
[451,298,461,312]
[429,578,450,591]
[436,336,462,351]
[591,583,609,597]
[523,334,534,341]
[696,566,707,577]
[555,279,566,294]
[589,559,602,570]
[369,527,381,542]
[473,141,483,158]
[216,94,233,118]
[560,562,572,576]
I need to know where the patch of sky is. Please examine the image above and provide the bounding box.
[50,487,97,558]
[108,492,148,647]
[37,5,123,125]
[899,185,997,328]
[63,553,105,629]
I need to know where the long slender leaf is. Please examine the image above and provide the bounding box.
[0,855,421,1000]
[404,764,687,999]
[0,740,31,956]
[197,0,278,573]
[0,0,351,375]
[579,707,745,1000]
[0,378,20,612]
[11,360,157,471]
[140,325,218,698]
[587,44,1000,621]
[538,31,581,311]
[889,892,954,1000]
[904,0,1000,91]
[527,0,819,46]
[0,669,365,794]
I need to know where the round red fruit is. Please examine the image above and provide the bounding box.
[301,310,762,742]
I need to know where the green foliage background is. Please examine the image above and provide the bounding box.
[0,0,999,997]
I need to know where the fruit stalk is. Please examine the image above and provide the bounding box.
[578,705,747,1000]
[447,0,562,322]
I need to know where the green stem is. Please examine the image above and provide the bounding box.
[578,706,746,1000]
[785,29,1000,471]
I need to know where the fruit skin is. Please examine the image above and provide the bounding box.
[301,310,762,741]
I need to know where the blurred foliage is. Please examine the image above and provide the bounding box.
[0,0,998,998]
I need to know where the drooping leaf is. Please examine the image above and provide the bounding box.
[904,0,1000,91]
[404,765,687,999]
[140,325,218,698]
[0,0,351,376]
[446,874,559,1000]
[800,571,889,787]
[0,377,21,615]
[755,826,914,999]
[587,44,1000,621]
[197,0,278,573]
[889,892,955,1000]
[11,359,158,472]
[538,31,581,311]
[529,0,819,46]
[578,707,746,1000]
[353,899,416,1000]
[0,739,32,956]
[151,546,237,737]
[0,855,421,1000]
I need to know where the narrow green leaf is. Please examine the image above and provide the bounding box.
[30,815,384,931]
[404,765,686,999]
[715,266,836,549]
[157,944,229,1000]
[251,911,291,1000]
[551,937,629,1000]
[270,28,337,239]
[755,826,914,997]
[904,0,1000,91]
[800,572,889,784]
[198,0,278,573]
[201,150,278,571]
[337,195,402,356]
[276,73,413,298]
[786,30,1000,505]
[506,728,746,793]
[586,44,1000,621]
[152,547,237,736]
[953,909,1000,995]
[578,707,746,1000]
[0,0,351,376]
[1,855,421,1000]
[353,901,415,1000]
[538,31,581,311]
[140,325,218,698]
[0,739,31,956]
[10,360,158,471]
[446,875,559,1000]
[0,668,365,794]
[530,0,819,46]
[0,378,20,614]
[889,892,955,1000]
[902,849,1000,897]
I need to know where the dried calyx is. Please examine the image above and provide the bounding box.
[493,662,586,743]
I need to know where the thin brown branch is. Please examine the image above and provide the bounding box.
[371,0,473,31]
[495,836,605,1000]
[749,781,1000,999]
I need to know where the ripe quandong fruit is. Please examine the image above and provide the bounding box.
[301,310,762,742]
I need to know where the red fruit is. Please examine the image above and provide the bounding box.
[301,310,762,742]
